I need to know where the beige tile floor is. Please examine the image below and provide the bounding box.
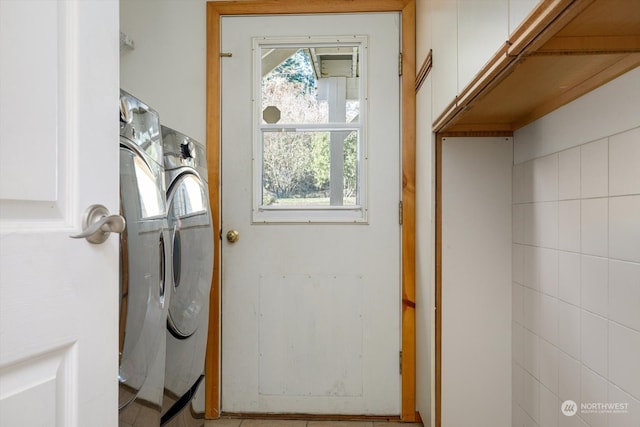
[204,419,423,427]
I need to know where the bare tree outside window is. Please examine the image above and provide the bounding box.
[260,47,361,207]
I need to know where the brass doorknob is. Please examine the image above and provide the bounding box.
[226,230,240,243]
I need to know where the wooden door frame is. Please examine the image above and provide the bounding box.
[205,0,416,420]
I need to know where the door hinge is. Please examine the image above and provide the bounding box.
[398,52,403,76]
[399,201,403,225]
[399,351,403,375]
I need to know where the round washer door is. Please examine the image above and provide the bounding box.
[119,144,168,409]
[166,172,214,338]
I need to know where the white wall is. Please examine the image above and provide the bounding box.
[416,2,435,424]
[509,0,540,34]
[416,75,435,426]
[416,0,433,69]
[441,136,513,427]
[416,2,529,424]
[457,0,508,91]
[429,0,539,118]
[512,66,640,427]
[430,0,458,118]
[120,0,207,143]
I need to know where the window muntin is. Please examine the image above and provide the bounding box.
[253,37,368,223]
[261,129,359,208]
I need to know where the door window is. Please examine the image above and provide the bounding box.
[253,37,368,223]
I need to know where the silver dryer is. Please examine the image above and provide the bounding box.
[160,126,214,427]
[118,90,171,426]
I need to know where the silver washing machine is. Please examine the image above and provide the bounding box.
[118,90,171,426]
[160,126,214,427]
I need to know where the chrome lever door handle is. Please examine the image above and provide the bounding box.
[70,204,126,244]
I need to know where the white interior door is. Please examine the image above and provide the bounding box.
[0,1,119,426]
[221,13,401,415]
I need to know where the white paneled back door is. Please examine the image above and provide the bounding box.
[220,13,401,415]
[0,1,119,426]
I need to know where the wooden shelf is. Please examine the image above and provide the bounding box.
[433,0,640,133]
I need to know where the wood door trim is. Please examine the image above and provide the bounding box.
[434,134,442,427]
[416,49,432,93]
[221,413,403,422]
[205,0,417,421]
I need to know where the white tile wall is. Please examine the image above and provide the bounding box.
[558,351,581,402]
[523,370,541,423]
[514,244,525,285]
[608,260,640,332]
[540,384,560,427]
[609,195,640,262]
[513,282,525,325]
[608,383,640,427]
[524,412,539,427]
[513,114,640,424]
[580,367,609,427]
[514,321,525,367]
[523,245,540,289]
[580,311,608,377]
[559,251,581,305]
[559,412,590,427]
[559,147,581,200]
[523,327,540,378]
[557,301,581,359]
[580,255,608,318]
[524,287,541,334]
[559,200,581,252]
[523,203,536,245]
[514,362,526,408]
[539,338,559,394]
[536,202,560,248]
[514,205,526,244]
[609,127,640,197]
[533,154,559,202]
[609,322,640,400]
[540,293,559,345]
[581,198,608,257]
[581,139,608,199]
[540,248,559,297]
[514,402,526,427]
